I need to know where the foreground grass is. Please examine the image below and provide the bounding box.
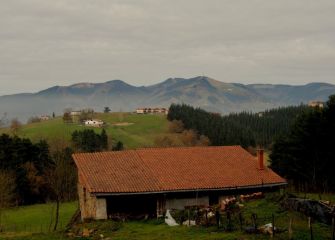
[0,113,169,149]
[1,193,334,240]
[0,202,78,234]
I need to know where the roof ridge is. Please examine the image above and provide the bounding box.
[136,145,242,151]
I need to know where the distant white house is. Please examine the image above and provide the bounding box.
[136,108,145,114]
[84,119,104,127]
[308,101,324,108]
[136,107,168,115]
[39,115,50,121]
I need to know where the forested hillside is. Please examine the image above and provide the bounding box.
[167,104,310,147]
[270,95,335,192]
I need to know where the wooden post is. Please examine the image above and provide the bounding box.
[288,218,293,240]
[188,209,190,227]
[332,217,335,240]
[215,209,221,229]
[239,212,243,231]
[272,213,275,237]
[251,213,257,231]
[227,211,231,231]
[308,217,314,240]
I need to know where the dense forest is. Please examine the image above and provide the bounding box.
[0,134,76,205]
[270,95,335,192]
[0,128,115,207]
[167,103,310,147]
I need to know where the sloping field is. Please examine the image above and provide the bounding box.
[0,113,168,149]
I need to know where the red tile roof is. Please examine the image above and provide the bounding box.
[73,146,286,194]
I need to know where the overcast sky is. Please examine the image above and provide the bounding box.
[1,0,335,95]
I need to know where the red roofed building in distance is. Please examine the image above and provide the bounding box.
[135,107,168,115]
[73,146,286,220]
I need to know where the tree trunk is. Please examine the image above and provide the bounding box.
[53,198,60,231]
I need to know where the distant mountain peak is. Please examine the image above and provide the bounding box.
[105,79,126,84]
[70,82,95,88]
[1,76,334,122]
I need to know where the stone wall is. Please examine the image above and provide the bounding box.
[78,181,107,220]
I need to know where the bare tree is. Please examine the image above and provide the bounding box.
[0,171,15,229]
[168,120,184,133]
[180,129,199,146]
[154,134,181,147]
[46,149,77,231]
[198,135,211,146]
[79,109,94,123]
[63,108,73,114]
[10,118,22,135]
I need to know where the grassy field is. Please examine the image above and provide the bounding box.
[0,202,78,232]
[0,113,169,149]
[1,193,334,240]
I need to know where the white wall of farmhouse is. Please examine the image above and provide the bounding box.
[95,198,107,220]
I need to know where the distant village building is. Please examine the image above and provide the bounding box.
[308,101,324,108]
[70,111,82,116]
[39,115,50,121]
[136,107,169,115]
[258,112,264,117]
[73,146,287,220]
[84,119,104,127]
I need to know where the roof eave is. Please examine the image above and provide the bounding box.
[93,182,288,197]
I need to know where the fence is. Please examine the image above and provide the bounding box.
[181,209,335,239]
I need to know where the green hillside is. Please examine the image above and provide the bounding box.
[0,113,169,149]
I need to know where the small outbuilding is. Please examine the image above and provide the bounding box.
[73,146,286,220]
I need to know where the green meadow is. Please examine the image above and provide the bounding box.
[0,113,169,149]
[0,202,77,239]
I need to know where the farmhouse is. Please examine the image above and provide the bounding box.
[70,110,82,116]
[84,119,104,127]
[39,115,50,121]
[308,100,324,108]
[73,146,286,220]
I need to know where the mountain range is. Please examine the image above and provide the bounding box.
[1,76,334,122]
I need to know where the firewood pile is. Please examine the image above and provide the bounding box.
[240,192,264,202]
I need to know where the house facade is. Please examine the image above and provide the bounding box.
[308,101,324,108]
[136,107,169,115]
[39,115,50,121]
[84,119,104,127]
[73,146,287,220]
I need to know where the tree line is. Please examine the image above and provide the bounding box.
[0,127,124,230]
[270,95,335,192]
[0,136,77,203]
[167,103,310,147]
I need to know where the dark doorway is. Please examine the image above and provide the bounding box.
[106,194,157,218]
